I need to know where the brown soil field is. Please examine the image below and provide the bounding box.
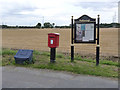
[2,28,119,57]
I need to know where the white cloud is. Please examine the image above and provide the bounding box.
[0,0,119,25]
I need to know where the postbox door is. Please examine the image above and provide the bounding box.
[49,36,56,48]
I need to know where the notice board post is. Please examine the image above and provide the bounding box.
[96,15,100,66]
[71,16,74,62]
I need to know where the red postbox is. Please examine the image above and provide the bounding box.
[48,33,60,63]
[48,33,60,48]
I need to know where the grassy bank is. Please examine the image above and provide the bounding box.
[2,48,118,78]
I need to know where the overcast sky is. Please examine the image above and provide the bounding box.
[0,0,119,26]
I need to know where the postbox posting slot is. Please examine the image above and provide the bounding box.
[50,37,55,38]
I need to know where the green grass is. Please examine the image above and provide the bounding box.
[2,49,17,55]
[0,50,2,55]
[74,55,118,67]
[56,53,64,58]
[2,48,118,78]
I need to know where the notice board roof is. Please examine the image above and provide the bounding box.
[75,15,96,22]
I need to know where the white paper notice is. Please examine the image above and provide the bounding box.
[51,40,53,44]
[76,23,94,42]
[82,24,94,41]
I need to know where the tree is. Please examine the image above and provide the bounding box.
[44,22,53,28]
[36,23,41,28]
[52,23,55,28]
[2,25,8,28]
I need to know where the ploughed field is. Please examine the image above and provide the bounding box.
[2,28,119,57]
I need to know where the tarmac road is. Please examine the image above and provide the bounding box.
[2,66,118,88]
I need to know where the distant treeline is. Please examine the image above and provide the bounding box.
[1,23,120,29]
[100,23,120,28]
[0,25,36,28]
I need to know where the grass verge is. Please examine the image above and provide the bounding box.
[2,48,118,78]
